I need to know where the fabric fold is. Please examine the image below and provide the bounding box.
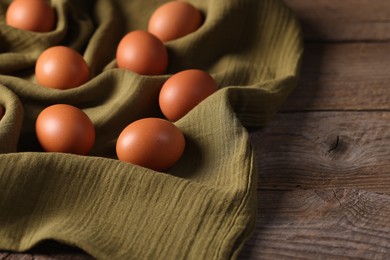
[0,0,302,259]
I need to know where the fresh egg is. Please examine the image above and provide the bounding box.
[116,30,168,75]
[36,104,95,155]
[148,1,203,42]
[35,46,90,90]
[6,0,56,32]
[116,118,185,171]
[0,105,4,120]
[159,69,217,121]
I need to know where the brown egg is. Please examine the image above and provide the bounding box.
[36,104,95,155]
[0,105,4,120]
[159,69,217,121]
[35,46,90,90]
[148,1,203,42]
[116,30,168,75]
[116,118,185,171]
[6,0,56,32]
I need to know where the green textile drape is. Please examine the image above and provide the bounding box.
[0,0,302,259]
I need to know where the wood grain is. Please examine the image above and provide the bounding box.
[240,189,390,259]
[249,111,390,194]
[283,0,390,41]
[281,42,390,111]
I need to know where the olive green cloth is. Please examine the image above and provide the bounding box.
[0,0,302,259]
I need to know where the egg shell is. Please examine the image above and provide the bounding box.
[148,1,203,42]
[6,0,56,32]
[159,69,217,121]
[116,30,168,75]
[116,118,185,171]
[36,104,95,155]
[35,46,90,90]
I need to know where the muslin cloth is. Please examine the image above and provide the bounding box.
[0,0,302,259]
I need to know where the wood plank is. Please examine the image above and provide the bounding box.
[240,188,390,259]
[283,0,390,41]
[281,42,390,111]
[249,111,390,194]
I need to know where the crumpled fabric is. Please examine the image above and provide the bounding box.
[0,0,302,259]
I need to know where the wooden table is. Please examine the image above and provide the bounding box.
[241,0,390,258]
[2,0,390,259]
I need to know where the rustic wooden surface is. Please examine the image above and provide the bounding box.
[2,0,390,259]
[240,0,390,259]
